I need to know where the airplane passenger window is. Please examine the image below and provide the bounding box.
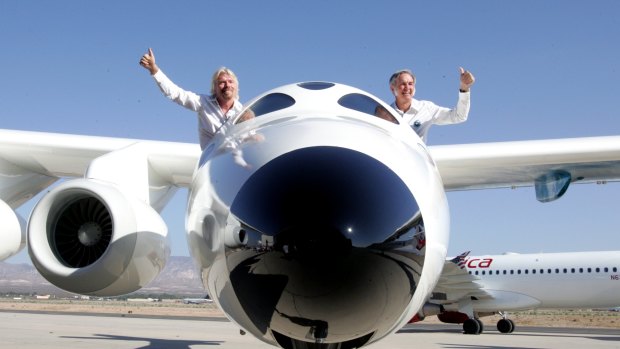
[596,268,600,272]
[604,267,609,272]
[337,93,399,124]
[235,93,296,123]
[614,267,618,272]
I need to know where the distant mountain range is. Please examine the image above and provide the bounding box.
[0,256,206,297]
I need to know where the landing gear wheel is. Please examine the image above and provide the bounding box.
[508,319,515,333]
[476,318,484,334]
[497,318,515,333]
[463,318,482,334]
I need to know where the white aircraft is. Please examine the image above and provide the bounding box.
[409,250,620,334]
[2,81,620,349]
[183,296,213,304]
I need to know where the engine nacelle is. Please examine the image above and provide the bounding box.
[28,179,169,296]
[0,200,26,261]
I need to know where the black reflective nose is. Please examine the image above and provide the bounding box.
[225,147,424,345]
[231,146,418,249]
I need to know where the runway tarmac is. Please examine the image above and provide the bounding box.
[1,311,618,349]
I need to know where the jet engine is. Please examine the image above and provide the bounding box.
[0,199,26,261]
[28,179,169,296]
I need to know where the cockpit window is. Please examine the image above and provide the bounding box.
[337,93,399,124]
[236,93,296,124]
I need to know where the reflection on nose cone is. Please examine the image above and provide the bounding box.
[227,146,424,346]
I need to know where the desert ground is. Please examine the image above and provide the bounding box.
[1,298,619,330]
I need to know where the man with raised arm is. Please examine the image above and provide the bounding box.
[140,48,243,149]
[389,67,475,142]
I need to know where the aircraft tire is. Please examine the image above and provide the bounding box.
[508,319,515,333]
[463,318,481,335]
[497,318,514,333]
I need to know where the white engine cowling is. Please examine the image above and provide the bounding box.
[0,200,26,261]
[28,179,170,296]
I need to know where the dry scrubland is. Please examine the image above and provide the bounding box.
[1,298,619,329]
[0,298,223,318]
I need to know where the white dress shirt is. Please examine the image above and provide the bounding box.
[391,92,470,142]
[152,70,243,149]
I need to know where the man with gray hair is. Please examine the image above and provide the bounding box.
[140,48,243,149]
[389,67,475,142]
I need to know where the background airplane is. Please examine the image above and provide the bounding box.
[183,296,213,305]
[2,81,620,349]
[411,250,620,334]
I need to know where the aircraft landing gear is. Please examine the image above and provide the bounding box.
[497,318,515,333]
[463,318,484,334]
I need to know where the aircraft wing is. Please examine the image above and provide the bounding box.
[0,129,201,208]
[5,131,620,207]
[429,136,620,201]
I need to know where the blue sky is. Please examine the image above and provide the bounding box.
[2,1,620,264]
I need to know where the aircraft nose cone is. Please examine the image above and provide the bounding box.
[225,146,424,345]
[231,146,418,248]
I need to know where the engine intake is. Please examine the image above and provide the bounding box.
[52,196,112,268]
[28,179,169,296]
